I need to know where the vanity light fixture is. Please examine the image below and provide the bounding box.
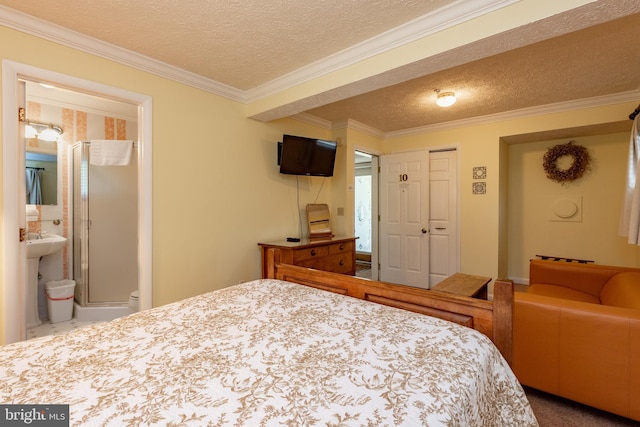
[25,121,63,142]
[435,89,456,107]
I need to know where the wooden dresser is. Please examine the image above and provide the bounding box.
[258,236,356,278]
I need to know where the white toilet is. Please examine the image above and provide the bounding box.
[128,290,139,312]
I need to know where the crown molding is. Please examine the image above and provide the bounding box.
[291,114,386,139]
[290,112,332,130]
[385,91,640,139]
[332,119,386,138]
[245,0,518,102]
[0,5,246,103]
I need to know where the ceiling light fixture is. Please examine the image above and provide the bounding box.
[25,121,63,142]
[435,90,456,107]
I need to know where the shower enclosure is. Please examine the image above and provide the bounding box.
[72,141,138,311]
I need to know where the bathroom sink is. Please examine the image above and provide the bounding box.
[26,234,67,259]
[25,234,69,329]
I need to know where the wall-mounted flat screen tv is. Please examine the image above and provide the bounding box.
[278,134,337,177]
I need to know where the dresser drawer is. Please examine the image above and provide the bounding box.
[328,253,354,274]
[328,240,353,255]
[292,245,329,262]
[298,253,353,274]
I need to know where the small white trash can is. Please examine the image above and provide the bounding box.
[45,280,76,323]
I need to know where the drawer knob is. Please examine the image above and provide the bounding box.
[311,249,316,256]
[339,244,345,250]
[339,260,344,266]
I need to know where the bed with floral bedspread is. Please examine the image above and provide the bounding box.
[0,279,537,426]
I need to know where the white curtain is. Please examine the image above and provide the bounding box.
[619,116,640,244]
[26,167,43,205]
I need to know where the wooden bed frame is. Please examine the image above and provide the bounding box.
[265,248,514,364]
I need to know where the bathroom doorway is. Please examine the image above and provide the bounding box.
[29,81,139,307]
[2,61,153,344]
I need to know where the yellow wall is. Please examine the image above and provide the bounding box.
[0,26,334,344]
[508,132,640,282]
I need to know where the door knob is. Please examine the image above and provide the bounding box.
[422,228,428,234]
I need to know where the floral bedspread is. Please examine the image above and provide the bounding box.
[0,279,538,426]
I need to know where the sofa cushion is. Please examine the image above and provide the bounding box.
[527,283,601,304]
[600,272,640,309]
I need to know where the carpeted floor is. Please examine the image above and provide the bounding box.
[524,387,638,426]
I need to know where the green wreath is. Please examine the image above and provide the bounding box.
[542,141,590,183]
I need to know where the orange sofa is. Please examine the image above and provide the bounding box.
[513,259,640,421]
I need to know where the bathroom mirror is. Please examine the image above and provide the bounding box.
[25,144,58,206]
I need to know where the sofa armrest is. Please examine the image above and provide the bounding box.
[514,292,640,420]
[529,260,632,298]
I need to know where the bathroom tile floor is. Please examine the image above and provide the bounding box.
[28,318,103,340]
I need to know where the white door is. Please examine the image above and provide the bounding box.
[428,150,458,286]
[379,151,430,288]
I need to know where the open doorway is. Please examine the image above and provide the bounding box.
[2,60,152,344]
[354,150,378,280]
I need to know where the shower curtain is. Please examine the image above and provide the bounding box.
[619,116,640,244]
[26,167,42,205]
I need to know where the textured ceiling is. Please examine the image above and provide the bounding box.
[2,0,640,133]
[0,0,453,90]
[307,11,640,132]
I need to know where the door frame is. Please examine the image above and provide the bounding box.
[2,60,153,344]
[353,148,379,280]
